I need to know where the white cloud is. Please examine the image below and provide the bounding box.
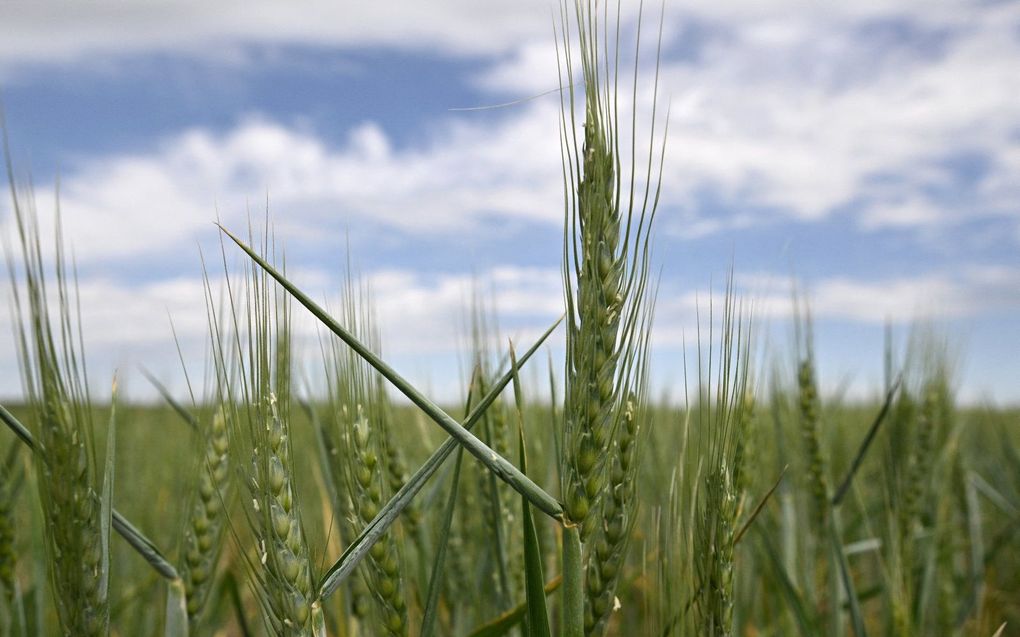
[0,0,987,77]
[0,108,567,264]
[860,198,942,230]
[474,39,565,97]
[366,266,563,355]
[2,254,1017,403]
[3,1,1017,262]
[0,263,565,402]
[736,267,1020,324]
[651,3,1020,230]
[462,1,1020,236]
[0,1,559,75]
[2,1,1018,406]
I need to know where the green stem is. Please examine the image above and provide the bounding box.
[562,525,584,637]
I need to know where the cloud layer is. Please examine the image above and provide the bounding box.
[5,1,1016,263]
[1,1,1017,404]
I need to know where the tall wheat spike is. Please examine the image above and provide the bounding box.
[793,307,829,535]
[689,292,753,637]
[4,165,111,636]
[558,0,662,533]
[324,275,408,637]
[209,232,319,636]
[557,1,663,634]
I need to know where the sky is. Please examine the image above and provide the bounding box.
[0,0,1017,406]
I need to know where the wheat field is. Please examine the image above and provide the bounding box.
[1,2,1018,636]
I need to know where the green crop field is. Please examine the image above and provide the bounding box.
[1,2,1018,636]
[3,390,1019,635]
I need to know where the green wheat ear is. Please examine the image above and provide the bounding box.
[5,169,111,636]
[794,305,829,535]
[555,1,665,634]
[324,275,408,637]
[207,231,319,636]
[179,407,231,626]
[558,0,664,538]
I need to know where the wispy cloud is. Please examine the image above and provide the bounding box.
[655,5,1020,234]
[0,1,561,76]
[735,267,1020,324]
[1,108,565,265]
[0,263,565,401]
[473,2,1020,238]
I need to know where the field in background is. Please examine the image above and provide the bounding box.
[2,389,1018,634]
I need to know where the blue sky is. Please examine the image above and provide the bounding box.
[0,1,1017,405]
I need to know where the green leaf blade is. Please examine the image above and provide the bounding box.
[316,317,561,600]
[220,225,564,521]
[511,345,552,637]
[420,447,465,637]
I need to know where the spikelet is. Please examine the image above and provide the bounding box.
[304,401,371,625]
[732,392,756,505]
[903,377,943,541]
[711,392,755,637]
[249,395,315,635]
[342,406,407,637]
[561,55,627,540]
[558,5,662,636]
[686,293,753,637]
[583,394,641,636]
[180,408,231,625]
